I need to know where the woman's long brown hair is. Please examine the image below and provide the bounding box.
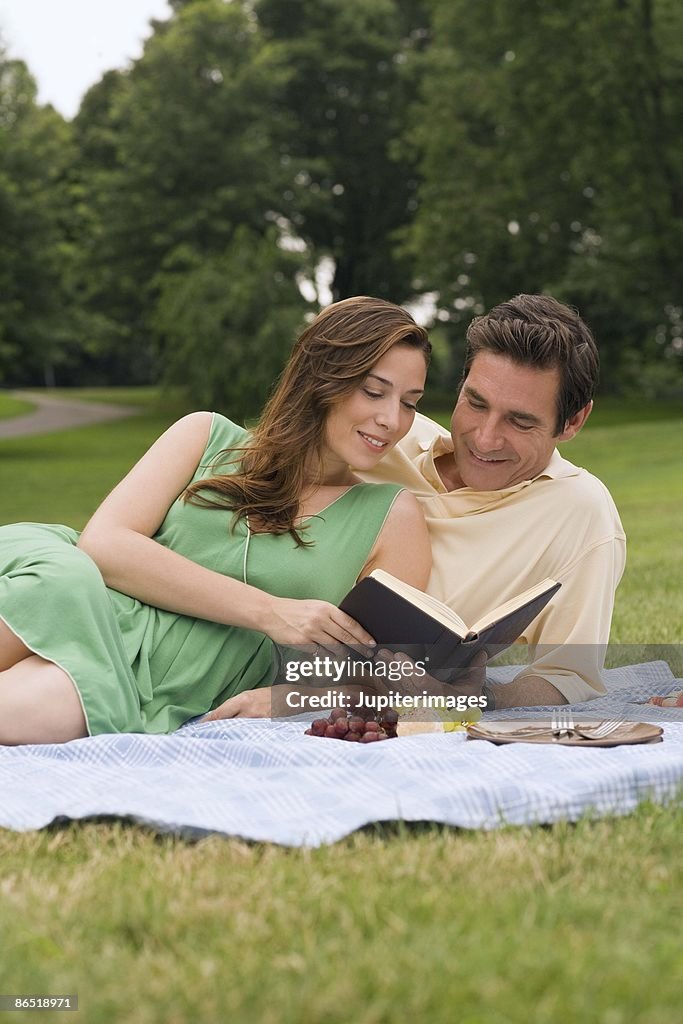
[184,295,431,544]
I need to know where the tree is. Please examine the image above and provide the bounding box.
[548,0,683,390]
[407,0,683,389]
[72,0,298,384]
[58,69,138,384]
[0,52,76,386]
[256,0,431,301]
[153,227,308,419]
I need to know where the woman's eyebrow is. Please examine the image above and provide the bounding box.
[366,372,424,394]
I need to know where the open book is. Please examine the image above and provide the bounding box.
[339,569,561,677]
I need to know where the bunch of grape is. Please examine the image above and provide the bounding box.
[304,707,399,742]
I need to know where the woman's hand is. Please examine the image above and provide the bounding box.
[264,597,375,655]
[200,688,274,720]
[200,684,299,720]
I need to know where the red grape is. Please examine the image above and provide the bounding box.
[303,709,398,741]
[380,708,399,727]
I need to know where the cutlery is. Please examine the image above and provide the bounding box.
[572,719,623,740]
[551,710,575,739]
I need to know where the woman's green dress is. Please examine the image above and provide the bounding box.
[0,414,402,735]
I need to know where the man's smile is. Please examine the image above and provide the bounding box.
[467,447,509,464]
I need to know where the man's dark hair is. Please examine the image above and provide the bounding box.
[462,294,599,434]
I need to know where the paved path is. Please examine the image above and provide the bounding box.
[0,391,141,439]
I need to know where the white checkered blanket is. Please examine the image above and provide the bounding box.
[1,661,681,846]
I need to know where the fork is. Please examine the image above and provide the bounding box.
[551,710,575,739]
[573,719,623,740]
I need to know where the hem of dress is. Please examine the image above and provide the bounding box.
[0,611,93,737]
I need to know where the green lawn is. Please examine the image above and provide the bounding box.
[48,386,178,408]
[0,389,681,1024]
[0,392,34,420]
[0,389,192,527]
[567,412,683,647]
[0,804,680,1024]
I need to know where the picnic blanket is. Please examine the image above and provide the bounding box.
[1,661,682,846]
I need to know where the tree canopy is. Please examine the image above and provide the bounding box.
[0,0,681,406]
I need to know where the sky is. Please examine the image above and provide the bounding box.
[0,0,172,119]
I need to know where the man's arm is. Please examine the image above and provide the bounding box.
[486,675,567,709]
[500,536,626,707]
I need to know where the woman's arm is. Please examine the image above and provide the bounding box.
[358,489,432,590]
[203,492,433,721]
[77,412,374,647]
[78,412,267,630]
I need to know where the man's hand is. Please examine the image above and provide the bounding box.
[373,648,487,709]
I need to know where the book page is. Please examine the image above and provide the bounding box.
[369,569,468,634]
[469,578,559,635]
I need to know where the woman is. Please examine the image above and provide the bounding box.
[0,296,432,744]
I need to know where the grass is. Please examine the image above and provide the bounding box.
[0,804,681,1024]
[567,414,683,646]
[1,388,682,1023]
[0,392,35,420]
[47,386,176,408]
[0,390,192,527]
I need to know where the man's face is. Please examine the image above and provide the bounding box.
[449,351,582,490]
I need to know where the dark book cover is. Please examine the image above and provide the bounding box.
[339,577,561,678]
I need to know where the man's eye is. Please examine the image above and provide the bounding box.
[363,389,384,399]
[402,401,418,411]
[468,399,486,409]
[512,420,534,431]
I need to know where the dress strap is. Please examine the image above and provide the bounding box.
[243,516,251,584]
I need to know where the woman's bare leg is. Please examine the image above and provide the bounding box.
[0,655,88,745]
[0,618,32,671]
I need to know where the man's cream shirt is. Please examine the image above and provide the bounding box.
[360,414,626,703]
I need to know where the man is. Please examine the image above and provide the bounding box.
[362,294,626,708]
